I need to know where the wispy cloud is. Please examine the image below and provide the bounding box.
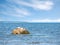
[0,0,54,18]
[31,0,54,10]
[8,0,54,10]
[0,0,56,21]
[0,1,30,18]
[26,19,60,22]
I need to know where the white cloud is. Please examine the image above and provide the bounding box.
[8,0,54,10]
[14,8,29,16]
[0,2,30,18]
[25,19,60,22]
[31,0,54,10]
[1,0,53,19]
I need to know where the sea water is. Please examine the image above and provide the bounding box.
[0,22,60,45]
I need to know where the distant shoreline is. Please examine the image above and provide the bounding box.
[0,21,60,23]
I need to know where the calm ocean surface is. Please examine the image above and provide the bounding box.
[0,22,60,45]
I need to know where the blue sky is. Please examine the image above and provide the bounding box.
[0,0,60,22]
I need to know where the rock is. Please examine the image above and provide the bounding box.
[12,27,30,34]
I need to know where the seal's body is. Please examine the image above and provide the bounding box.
[12,27,30,34]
